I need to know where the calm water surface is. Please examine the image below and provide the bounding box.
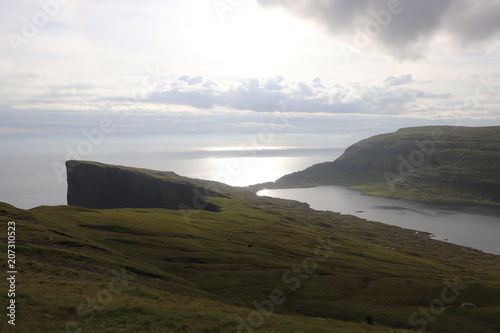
[258,186,500,255]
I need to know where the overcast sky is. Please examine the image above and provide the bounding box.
[2,0,500,153]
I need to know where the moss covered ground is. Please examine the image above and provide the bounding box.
[1,185,500,332]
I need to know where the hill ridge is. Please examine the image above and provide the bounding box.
[273,126,500,205]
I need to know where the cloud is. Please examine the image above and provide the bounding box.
[0,61,459,118]
[444,2,500,45]
[172,75,218,88]
[149,75,222,109]
[256,0,500,59]
[145,74,447,115]
[385,74,413,86]
[0,57,481,134]
[264,75,285,91]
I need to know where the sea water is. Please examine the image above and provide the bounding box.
[0,147,344,209]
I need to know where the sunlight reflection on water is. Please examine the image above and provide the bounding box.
[0,148,344,209]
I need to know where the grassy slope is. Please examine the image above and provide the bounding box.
[1,187,500,332]
[273,126,500,206]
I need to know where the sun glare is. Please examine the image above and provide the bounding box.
[199,2,327,78]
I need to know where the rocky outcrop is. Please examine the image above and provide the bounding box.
[66,161,226,211]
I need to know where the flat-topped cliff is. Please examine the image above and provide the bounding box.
[66,160,227,211]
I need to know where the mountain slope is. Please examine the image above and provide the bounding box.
[1,161,500,332]
[274,126,500,205]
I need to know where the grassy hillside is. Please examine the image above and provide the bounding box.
[1,174,500,332]
[273,126,500,206]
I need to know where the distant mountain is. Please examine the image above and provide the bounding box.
[274,126,500,205]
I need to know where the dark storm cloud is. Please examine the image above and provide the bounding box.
[445,1,500,45]
[257,0,500,59]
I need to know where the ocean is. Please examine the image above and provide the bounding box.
[0,147,344,209]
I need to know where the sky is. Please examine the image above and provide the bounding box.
[2,0,500,155]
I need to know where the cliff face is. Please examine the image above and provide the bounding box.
[66,161,225,211]
[275,126,500,205]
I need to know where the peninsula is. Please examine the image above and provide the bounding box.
[273,126,500,206]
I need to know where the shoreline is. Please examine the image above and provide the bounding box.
[253,182,500,214]
[257,185,500,256]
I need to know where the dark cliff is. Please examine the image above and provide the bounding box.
[274,126,500,205]
[66,160,227,211]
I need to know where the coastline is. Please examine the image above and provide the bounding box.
[257,185,500,255]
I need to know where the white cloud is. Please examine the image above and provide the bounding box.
[0,63,469,121]
[384,74,413,86]
[145,74,449,116]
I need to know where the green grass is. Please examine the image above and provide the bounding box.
[1,188,500,332]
